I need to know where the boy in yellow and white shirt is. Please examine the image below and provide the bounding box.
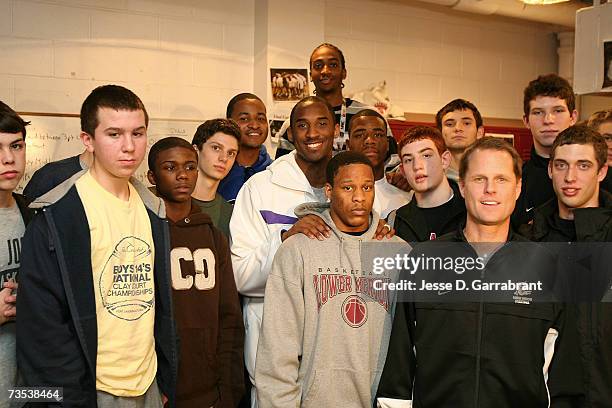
[17,85,177,406]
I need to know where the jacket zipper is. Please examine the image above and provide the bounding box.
[474,282,485,407]
[162,218,179,384]
[591,303,599,345]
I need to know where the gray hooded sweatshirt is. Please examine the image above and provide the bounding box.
[255,203,410,407]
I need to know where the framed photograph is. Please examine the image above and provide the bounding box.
[271,68,310,102]
[269,119,286,143]
[604,41,612,89]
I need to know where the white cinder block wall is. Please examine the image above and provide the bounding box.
[0,0,255,119]
[325,0,559,119]
[0,0,560,121]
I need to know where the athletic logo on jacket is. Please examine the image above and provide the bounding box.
[313,267,390,328]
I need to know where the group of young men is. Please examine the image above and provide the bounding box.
[1,40,612,408]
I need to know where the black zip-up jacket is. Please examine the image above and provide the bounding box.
[16,173,178,407]
[391,180,466,243]
[520,191,612,408]
[512,147,555,227]
[14,192,33,224]
[377,228,583,408]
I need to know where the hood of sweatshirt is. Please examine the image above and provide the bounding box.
[28,169,166,218]
[168,201,213,228]
[253,145,273,172]
[294,201,381,241]
[268,151,317,193]
[293,202,406,271]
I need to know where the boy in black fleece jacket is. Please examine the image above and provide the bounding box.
[520,125,612,407]
[148,136,244,408]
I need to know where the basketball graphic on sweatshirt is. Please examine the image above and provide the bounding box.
[342,295,368,328]
[99,236,155,321]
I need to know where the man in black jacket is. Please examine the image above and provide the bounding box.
[17,85,177,407]
[378,137,582,408]
[389,125,465,243]
[521,125,612,407]
[513,74,577,226]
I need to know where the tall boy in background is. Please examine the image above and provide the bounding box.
[513,73,577,225]
[275,43,396,159]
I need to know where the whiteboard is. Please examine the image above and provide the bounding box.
[17,115,201,193]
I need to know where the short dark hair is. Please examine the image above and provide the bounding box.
[290,96,336,131]
[398,126,446,156]
[435,99,483,130]
[550,125,608,170]
[586,108,612,132]
[348,109,387,134]
[310,43,346,70]
[0,101,30,139]
[80,85,148,137]
[148,137,196,173]
[523,74,575,117]
[459,137,522,181]
[0,100,13,112]
[226,93,265,118]
[192,118,241,150]
[326,151,373,186]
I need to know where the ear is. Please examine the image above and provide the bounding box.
[147,170,157,186]
[476,126,485,139]
[570,109,578,126]
[346,138,354,151]
[441,150,452,170]
[458,179,466,199]
[598,164,608,183]
[81,132,95,153]
[514,177,522,201]
[334,123,340,138]
[399,162,408,180]
[193,144,198,152]
[522,115,530,130]
[548,162,553,180]
[342,67,347,81]
[324,182,333,200]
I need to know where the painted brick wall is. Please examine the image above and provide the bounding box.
[0,0,255,119]
[0,0,561,121]
[325,0,559,119]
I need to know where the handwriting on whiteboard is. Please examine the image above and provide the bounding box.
[16,115,200,193]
